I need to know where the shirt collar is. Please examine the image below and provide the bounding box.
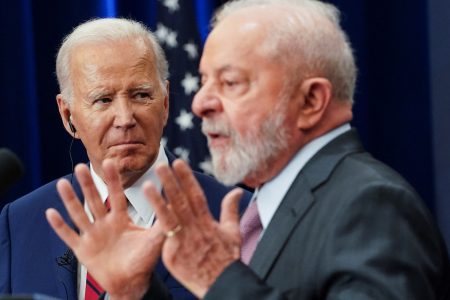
[89,143,168,224]
[257,123,351,229]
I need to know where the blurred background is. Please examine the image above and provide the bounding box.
[0,0,449,252]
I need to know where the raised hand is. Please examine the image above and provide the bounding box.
[143,159,243,298]
[46,159,165,300]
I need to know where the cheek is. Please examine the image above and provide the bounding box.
[78,113,110,144]
[141,108,166,133]
[228,109,261,137]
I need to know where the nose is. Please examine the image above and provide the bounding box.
[192,84,223,118]
[113,98,136,129]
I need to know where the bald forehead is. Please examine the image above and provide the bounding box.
[206,8,273,56]
[215,3,332,35]
[216,3,293,24]
[215,5,283,31]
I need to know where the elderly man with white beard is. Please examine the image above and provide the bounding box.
[48,0,450,300]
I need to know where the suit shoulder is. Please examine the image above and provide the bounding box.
[326,152,441,236]
[338,152,417,194]
[5,174,72,215]
[322,152,432,224]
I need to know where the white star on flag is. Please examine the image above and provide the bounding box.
[174,147,190,162]
[183,42,198,59]
[155,23,178,48]
[155,23,169,42]
[162,0,180,13]
[157,1,213,175]
[166,31,178,48]
[181,72,199,95]
[199,159,214,175]
[175,109,194,131]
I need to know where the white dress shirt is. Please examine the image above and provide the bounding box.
[257,124,351,234]
[78,144,168,300]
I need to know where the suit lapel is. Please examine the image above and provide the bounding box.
[51,175,82,300]
[249,176,315,277]
[249,129,365,279]
[52,244,77,299]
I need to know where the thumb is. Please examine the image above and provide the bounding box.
[148,220,165,246]
[220,188,243,229]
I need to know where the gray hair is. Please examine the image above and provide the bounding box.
[56,18,169,105]
[213,0,357,102]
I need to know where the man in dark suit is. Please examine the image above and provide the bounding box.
[128,0,449,299]
[0,18,250,300]
[43,1,449,299]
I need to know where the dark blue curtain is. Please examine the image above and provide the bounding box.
[1,0,449,251]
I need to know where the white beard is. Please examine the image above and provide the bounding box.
[202,103,291,186]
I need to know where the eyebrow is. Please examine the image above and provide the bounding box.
[128,83,155,92]
[86,88,111,101]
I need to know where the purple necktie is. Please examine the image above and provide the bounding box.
[240,200,263,265]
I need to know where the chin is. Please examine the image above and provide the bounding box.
[115,156,149,174]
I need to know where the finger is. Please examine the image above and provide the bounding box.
[131,220,166,273]
[146,220,165,248]
[57,179,92,231]
[220,189,244,252]
[74,163,107,218]
[143,181,179,233]
[150,220,164,236]
[102,159,127,212]
[155,163,194,225]
[172,159,214,222]
[220,188,243,227]
[46,208,80,250]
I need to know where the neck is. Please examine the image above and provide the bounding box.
[91,164,145,190]
[242,144,303,188]
[118,171,143,189]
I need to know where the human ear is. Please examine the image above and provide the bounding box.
[295,78,332,130]
[162,81,170,126]
[56,94,78,138]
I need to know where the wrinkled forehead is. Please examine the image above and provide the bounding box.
[70,39,157,78]
[73,37,152,63]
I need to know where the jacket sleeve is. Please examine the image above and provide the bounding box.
[100,273,174,300]
[140,273,174,300]
[0,203,12,293]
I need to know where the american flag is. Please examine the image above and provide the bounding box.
[155,0,214,175]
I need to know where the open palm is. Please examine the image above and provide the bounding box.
[46,160,164,300]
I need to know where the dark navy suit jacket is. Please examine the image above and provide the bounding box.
[0,156,251,299]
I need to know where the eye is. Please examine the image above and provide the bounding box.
[132,91,152,104]
[222,78,245,91]
[93,97,112,105]
[220,75,249,96]
[224,80,238,87]
[135,92,151,100]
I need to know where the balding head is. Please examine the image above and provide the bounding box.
[56,18,169,106]
[213,0,357,103]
